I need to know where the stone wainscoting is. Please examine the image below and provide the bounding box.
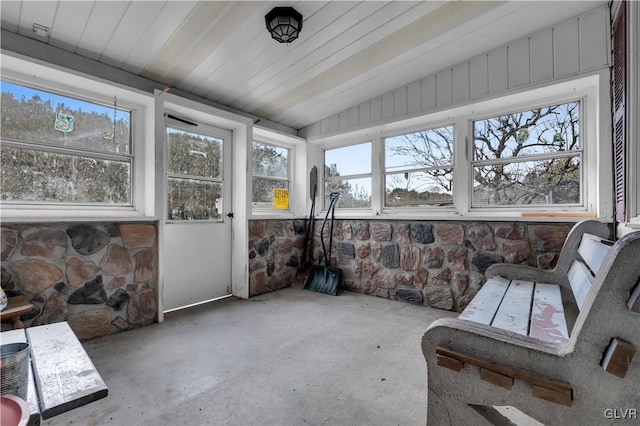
[1,222,158,339]
[249,219,584,312]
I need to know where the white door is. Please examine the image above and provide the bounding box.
[162,117,233,312]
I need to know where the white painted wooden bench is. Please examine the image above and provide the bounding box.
[1,322,108,425]
[422,220,640,425]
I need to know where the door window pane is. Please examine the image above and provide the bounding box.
[167,178,222,221]
[167,128,222,178]
[166,126,224,221]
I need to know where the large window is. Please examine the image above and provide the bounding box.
[472,101,582,208]
[384,125,454,208]
[166,127,224,221]
[323,142,372,208]
[252,141,290,209]
[1,80,132,206]
[316,74,603,217]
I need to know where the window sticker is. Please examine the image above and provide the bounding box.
[54,112,74,133]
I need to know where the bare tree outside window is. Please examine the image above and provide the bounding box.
[385,125,454,207]
[472,101,581,207]
[383,102,581,209]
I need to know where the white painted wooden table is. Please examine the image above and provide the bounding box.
[1,322,108,425]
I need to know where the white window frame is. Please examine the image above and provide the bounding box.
[250,126,306,218]
[468,99,584,211]
[322,140,374,210]
[251,140,291,211]
[308,71,610,221]
[0,54,155,221]
[382,122,456,211]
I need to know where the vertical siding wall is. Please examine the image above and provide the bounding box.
[300,6,610,139]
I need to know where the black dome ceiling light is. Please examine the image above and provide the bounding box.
[265,7,303,43]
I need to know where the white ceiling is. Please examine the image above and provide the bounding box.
[1,1,607,131]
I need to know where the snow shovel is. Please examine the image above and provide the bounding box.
[304,191,342,296]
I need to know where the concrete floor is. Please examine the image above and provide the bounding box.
[43,287,457,426]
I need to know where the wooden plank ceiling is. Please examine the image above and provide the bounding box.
[1,1,607,130]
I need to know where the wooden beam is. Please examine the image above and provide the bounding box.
[480,368,514,390]
[531,384,573,407]
[436,354,464,372]
[436,346,572,405]
[521,212,597,217]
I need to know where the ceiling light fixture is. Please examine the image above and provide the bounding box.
[265,7,303,44]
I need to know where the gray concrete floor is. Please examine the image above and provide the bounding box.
[43,286,456,426]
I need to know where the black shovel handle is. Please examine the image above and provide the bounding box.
[321,192,340,266]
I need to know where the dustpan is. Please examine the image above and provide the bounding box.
[304,191,341,296]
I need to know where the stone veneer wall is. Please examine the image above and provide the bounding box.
[1,222,158,339]
[249,219,581,312]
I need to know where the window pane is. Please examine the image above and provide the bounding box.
[167,128,222,178]
[253,141,288,178]
[1,146,131,204]
[252,178,290,208]
[167,178,222,220]
[473,156,581,206]
[1,80,131,154]
[473,101,580,161]
[385,170,453,207]
[385,126,453,172]
[325,142,371,177]
[325,177,371,208]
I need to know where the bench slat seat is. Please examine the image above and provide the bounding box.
[460,278,568,343]
[458,277,509,325]
[491,280,534,336]
[530,283,569,342]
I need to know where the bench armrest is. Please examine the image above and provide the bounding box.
[485,264,567,286]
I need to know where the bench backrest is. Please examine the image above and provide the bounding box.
[568,233,613,311]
